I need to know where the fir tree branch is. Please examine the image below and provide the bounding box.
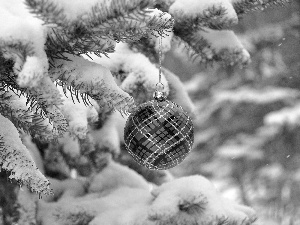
[0,85,54,141]
[0,53,63,140]
[26,0,174,60]
[169,4,247,66]
[44,8,173,60]
[0,40,47,88]
[0,115,52,195]
[0,1,49,88]
[128,31,173,64]
[0,77,64,141]
[50,55,136,114]
[27,76,68,137]
[55,80,94,107]
[174,28,250,66]
[92,43,170,104]
[25,0,68,26]
[173,5,238,34]
[0,75,60,141]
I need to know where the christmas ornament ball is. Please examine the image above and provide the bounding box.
[124,98,194,170]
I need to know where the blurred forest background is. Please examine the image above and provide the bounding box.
[164,1,300,224]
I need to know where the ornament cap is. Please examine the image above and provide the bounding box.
[153,90,167,102]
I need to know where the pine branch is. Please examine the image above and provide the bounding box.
[0,77,62,141]
[46,28,116,62]
[26,0,174,60]
[0,85,56,141]
[0,53,64,140]
[92,43,170,105]
[27,76,68,137]
[0,115,52,195]
[174,28,250,66]
[50,54,136,115]
[0,40,46,88]
[25,0,68,26]
[170,5,248,66]
[128,30,173,64]
[55,80,93,107]
[0,54,43,114]
[173,5,238,35]
[45,8,173,60]
[0,2,49,88]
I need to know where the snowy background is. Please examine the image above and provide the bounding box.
[165,1,300,224]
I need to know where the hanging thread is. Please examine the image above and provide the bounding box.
[158,35,162,84]
[156,35,164,92]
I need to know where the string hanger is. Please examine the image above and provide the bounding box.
[158,35,162,85]
[154,35,166,101]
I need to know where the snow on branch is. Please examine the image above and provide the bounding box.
[0,0,48,89]
[170,0,238,30]
[50,54,135,114]
[28,76,68,137]
[177,28,250,65]
[128,31,174,64]
[0,86,54,140]
[164,0,251,66]
[26,0,174,59]
[90,111,125,156]
[38,174,257,225]
[57,85,99,139]
[91,43,170,105]
[0,114,51,195]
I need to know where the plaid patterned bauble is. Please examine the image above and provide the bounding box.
[124,99,194,170]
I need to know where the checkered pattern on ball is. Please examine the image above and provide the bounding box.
[124,99,194,170]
